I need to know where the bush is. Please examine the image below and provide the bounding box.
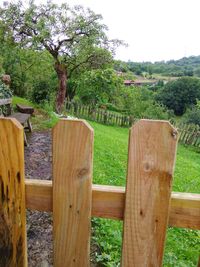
[183,107,200,126]
[156,77,200,115]
[121,86,171,120]
[31,80,55,104]
[142,102,172,120]
[0,81,12,115]
[0,81,12,99]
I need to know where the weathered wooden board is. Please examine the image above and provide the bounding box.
[121,120,178,267]
[0,99,12,106]
[0,118,27,267]
[53,119,93,267]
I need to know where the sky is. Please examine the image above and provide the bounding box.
[8,0,200,62]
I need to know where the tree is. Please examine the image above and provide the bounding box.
[76,68,124,105]
[156,77,200,115]
[120,86,170,119]
[0,1,123,112]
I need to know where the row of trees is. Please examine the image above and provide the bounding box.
[114,56,200,77]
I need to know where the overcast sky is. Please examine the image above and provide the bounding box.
[12,0,200,62]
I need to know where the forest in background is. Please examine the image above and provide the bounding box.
[115,55,200,77]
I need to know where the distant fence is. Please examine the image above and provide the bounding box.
[66,102,135,127]
[174,122,200,148]
[66,102,200,148]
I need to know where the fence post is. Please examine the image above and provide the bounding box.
[53,119,93,267]
[0,118,27,267]
[103,111,108,124]
[121,120,178,267]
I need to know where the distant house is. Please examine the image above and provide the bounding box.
[124,80,135,86]
[133,79,158,86]
[124,79,158,87]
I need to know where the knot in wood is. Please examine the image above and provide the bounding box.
[143,162,153,172]
[77,168,88,180]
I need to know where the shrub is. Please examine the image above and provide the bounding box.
[0,81,12,99]
[31,80,54,104]
[0,81,12,115]
[156,77,200,115]
[121,86,171,120]
[183,107,200,126]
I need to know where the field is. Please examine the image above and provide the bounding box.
[89,121,200,267]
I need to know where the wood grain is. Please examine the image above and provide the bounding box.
[0,118,27,267]
[53,119,93,267]
[25,179,200,230]
[121,120,178,267]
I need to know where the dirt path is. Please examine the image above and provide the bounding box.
[25,131,53,267]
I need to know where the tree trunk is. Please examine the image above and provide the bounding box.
[54,62,67,114]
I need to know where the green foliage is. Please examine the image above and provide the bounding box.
[116,55,200,77]
[0,31,57,98]
[92,218,122,267]
[121,86,171,119]
[76,69,124,105]
[113,60,128,73]
[182,106,200,126]
[156,77,200,115]
[0,81,12,115]
[0,81,12,99]
[31,79,56,104]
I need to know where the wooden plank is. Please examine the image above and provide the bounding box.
[0,118,27,267]
[121,120,178,267]
[9,113,30,125]
[169,192,200,229]
[0,98,12,105]
[25,179,200,230]
[53,119,93,267]
[25,179,52,211]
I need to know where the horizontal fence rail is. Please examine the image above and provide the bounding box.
[66,102,200,148]
[25,179,200,230]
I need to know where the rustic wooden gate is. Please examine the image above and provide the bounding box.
[0,118,199,267]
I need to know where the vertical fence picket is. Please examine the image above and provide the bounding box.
[53,119,93,267]
[121,120,178,267]
[0,118,27,267]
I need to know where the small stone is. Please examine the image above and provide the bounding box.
[38,260,49,267]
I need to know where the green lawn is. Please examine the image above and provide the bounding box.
[89,121,200,267]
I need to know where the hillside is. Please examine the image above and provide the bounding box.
[115,55,200,78]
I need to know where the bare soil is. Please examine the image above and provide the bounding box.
[25,131,53,267]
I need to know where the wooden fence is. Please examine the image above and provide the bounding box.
[0,118,200,267]
[66,102,200,148]
[66,101,134,127]
[175,122,200,147]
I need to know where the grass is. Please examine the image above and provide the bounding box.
[13,96,59,130]
[12,97,200,266]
